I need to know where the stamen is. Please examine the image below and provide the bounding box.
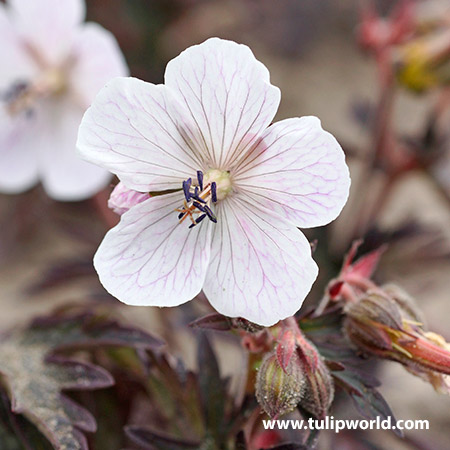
[195,214,207,224]
[192,201,207,212]
[197,170,204,191]
[211,182,217,203]
[182,178,192,201]
[176,173,219,229]
[204,205,217,223]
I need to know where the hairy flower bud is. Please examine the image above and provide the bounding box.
[256,351,305,419]
[344,287,450,394]
[298,345,335,419]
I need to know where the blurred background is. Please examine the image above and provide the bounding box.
[0,0,449,448]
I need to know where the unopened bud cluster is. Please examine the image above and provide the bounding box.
[255,318,334,419]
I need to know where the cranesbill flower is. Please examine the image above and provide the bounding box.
[0,0,128,200]
[78,38,350,326]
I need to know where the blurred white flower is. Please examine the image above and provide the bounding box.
[78,38,350,326]
[0,0,128,200]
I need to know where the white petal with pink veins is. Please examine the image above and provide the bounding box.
[165,38,281,168]
[9,0,85,65]
[203,197,318,326]
[235,117,350,228]
[94,192,213,307]
[38,98,112,201]
[77,77,207,192]
[69,23,129,108]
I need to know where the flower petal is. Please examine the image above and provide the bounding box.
[94,192,212,307]
[77,77,206,192]
[0,4,36,86]
[203,196,318,326]
[234,117,351,228]
[38,98,111,201]
[164,37,281,168]
[0,108,39,193]
[9,0,85,64]
[69,23,129,108]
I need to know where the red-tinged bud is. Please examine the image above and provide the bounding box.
[276,329,296,373]
[357,1,415,54]
[255,351,305,419]
[344,287,450,393]
[324,241,385,307]
[294,331,334,419]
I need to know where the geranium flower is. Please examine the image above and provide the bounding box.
[0,0,128,200]
[78,38,350,326]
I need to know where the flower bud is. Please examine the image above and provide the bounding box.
[295,334,334,419]
[300,351,334,419]
[394,29,450,92]
[256,351,305,419]
[344,288,450,393]
[108,182,149,215]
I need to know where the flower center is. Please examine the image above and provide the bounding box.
[175,169,232,229]
[2,69,66,117]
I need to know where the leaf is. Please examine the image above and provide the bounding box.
[189,314,233,331]
[189,314,264,333]
[27,257,96,295]
[30,309,164,351]
[0,309,164,449]
[125,426,201,450]
[264,444,309,450]
[332,368,402,437]
[197,334,227,441]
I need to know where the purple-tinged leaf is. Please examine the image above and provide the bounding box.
[197,335,226,441]
[30,310,164,351]
[125,426,201,449]
[189,313,233,331]
[60,395,96,433]
[332,368,402,437]
[45,355,115,390]
[264,444,309,450]
[0,307,163,449]
[189,314,264,333]
[26,257,96,295]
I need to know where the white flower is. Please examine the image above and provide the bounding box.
[78,38,350,326]
[0,0,128,200]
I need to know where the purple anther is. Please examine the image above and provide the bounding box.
[197,170,204,191]
[192,193,206,204]
[195,214,207,224]
[182,178,192,201]
[211,182,217,203]
[204,205,217,222]
[193,201,207,213]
